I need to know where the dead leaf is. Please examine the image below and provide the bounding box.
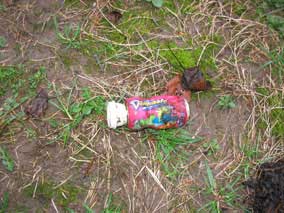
[25,88,48,118]
[107,11,122,24]
[181,67,211,91]
[164,74,191,101]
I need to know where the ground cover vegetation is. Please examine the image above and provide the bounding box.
[0,0,283,212]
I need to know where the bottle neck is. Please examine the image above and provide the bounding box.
[107,101,128,129]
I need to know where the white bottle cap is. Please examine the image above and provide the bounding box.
[107,101,128,129]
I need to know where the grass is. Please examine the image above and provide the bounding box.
[202,139,220,157]
[144,0,164,8]
[217,95,236,110]
[146,38,219,72]
[199,162,242,212]
[241,141,261,179]
[0,65,24,96]
[55,1,220,74]
[267,15,284,37]
[81,193,124,213]
[0,147,14,172]
[0,65,46,97]
[0,3,6,11]
[24,181,82,209]
[257,87,284,138]
[263,46,284,83]
[200,138,261,211]
[54,17,82,49]
[253,22,284,138]
[145,129,202,180]
[49,85,106,144]
[0,36,6,48]
[102,193,124,213]
[63,0,94,8]
[0,0,283,212]
[28,66,46,90]
[0,192,9,213]
[256,0,284,37]
[0,66,46,134]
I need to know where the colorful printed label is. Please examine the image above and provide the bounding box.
[126,96,189,130]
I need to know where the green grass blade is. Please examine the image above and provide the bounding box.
[205,161,216,192]
[0,192,9,213]
[0,147,14,172]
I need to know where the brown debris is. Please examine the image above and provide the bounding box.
[165,75,191,101]
[181,67,211,91]
[25,88,48,118]
[164,67,211,101]
[107,11,122,24]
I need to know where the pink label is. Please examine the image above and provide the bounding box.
[126,96,189,130]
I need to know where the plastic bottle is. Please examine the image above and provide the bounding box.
[107,95,190,130]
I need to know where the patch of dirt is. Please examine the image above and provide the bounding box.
[0,1,86,211]
[189,95,249,143]
[109,133,168,212]
[80,131,168,212]
[0,134,82,212]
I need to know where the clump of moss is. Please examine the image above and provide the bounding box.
[147,40,218,72]
[60,54,74,68]
[24,181,82,209]
[160,42,197,70]
[99,8,158,43]
[121,11,156,35]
